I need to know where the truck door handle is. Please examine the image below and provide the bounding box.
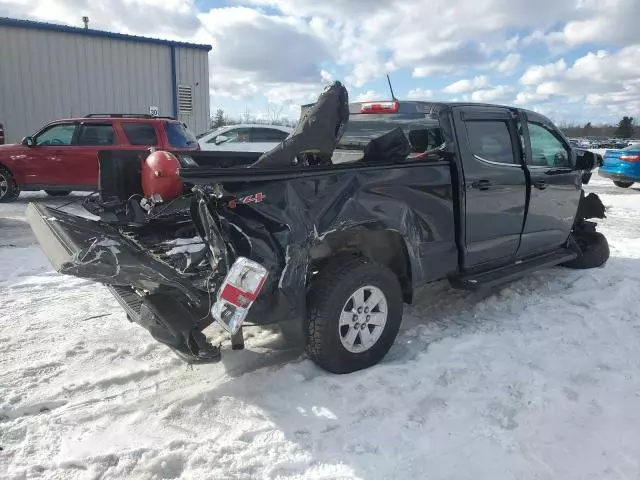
[471,179,491,190]
[534,180,547,190]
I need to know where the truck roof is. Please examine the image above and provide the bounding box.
[301,99,543,122]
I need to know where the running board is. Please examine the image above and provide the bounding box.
[449,249,578,291]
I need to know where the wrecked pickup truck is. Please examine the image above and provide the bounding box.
[26,81,607,374]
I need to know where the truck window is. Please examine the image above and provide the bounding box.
[251,128,289,142]
[34,123,77,146]
[338,115,443,155]
[465,120,516,165]
[527,123,570,168]
[212,128,250,144]
[77,124,116,145]
[122,123,158,146]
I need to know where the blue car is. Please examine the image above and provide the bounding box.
[598,142,640,188]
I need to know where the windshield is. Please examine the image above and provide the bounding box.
[165,122,198,148]
[338,114,443,153]
[196,127,224,140]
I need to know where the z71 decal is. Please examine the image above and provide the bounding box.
[228,192,266,209]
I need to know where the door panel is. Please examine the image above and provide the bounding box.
[518,114,582,257]
[22,123,78,186]
[72,123,120,187]
[453,107,527,270]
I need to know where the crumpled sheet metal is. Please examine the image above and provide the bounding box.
[212,162,458,322]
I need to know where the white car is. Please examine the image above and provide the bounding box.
[197,124,293,153]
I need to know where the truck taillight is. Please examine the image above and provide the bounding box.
[211,257,268,335]
[360,101,399,114]
[620,155,640,162]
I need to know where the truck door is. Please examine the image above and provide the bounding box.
[517,111,582,257]
[452,106,527,269]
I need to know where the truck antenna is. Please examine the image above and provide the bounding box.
[386,74,397,101]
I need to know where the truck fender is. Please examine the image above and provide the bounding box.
[307,227,414,304]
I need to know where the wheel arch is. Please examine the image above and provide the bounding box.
[308,227,414,304]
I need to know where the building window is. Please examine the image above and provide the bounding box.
[177,85,193,115]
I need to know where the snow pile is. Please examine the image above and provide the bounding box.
[2,186,640,479]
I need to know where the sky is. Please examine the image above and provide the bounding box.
[1,0,639,125]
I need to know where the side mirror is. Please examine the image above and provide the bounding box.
[572,149,600,171]
[22,136,35,147]
[214,135,228,145]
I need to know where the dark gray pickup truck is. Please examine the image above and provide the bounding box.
[26,82,607,374]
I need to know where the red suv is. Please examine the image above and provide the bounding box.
[0,114,200,202]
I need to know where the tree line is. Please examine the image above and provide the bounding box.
[209,107,298,129]
[557,116,636,139]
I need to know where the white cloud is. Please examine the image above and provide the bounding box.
[470,85,514,103]
[514,90,550,105]
[520,59,567,85]
[513,45,640,120]
[406,88,434,100]
[555,0,640,47]
[355,90,383,102]
[497,53,521,74]
[443,76,489,94]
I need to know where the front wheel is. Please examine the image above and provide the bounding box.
[0,166,20,202]
[613,181,633,188]
[305,256,403,374]
[45,190,71,196]
[562,231,610,269]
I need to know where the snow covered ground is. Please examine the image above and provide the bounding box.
[2,174,640,480]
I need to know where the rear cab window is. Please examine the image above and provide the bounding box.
[334,102,445,164]
[164,121,198,148]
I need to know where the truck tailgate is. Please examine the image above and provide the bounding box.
[25,202,205,303]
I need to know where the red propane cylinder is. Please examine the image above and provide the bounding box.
[141,150,183,201]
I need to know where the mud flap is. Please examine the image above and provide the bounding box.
[576,191,606,221]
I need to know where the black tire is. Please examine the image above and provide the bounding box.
[45,190,71,196]
[305,256,403,374]
[0,165,20,202]
[613,181,633,188]
[562,232,609,269]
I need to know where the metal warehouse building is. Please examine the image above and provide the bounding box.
[0,17,211,143]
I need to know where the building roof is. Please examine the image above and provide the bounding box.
[0,17,212,51]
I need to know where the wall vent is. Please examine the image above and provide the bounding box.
[177,85,193,115]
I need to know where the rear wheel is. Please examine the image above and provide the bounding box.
[562,231,609,269]
[613,181,633,188]
[45,190,71,197]
[305,256,403,374]
[0,166,20,202]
